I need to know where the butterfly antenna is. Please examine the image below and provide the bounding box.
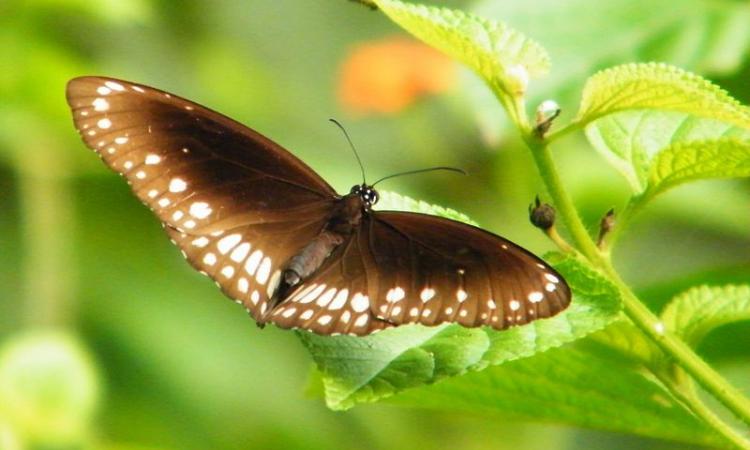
[329,118,367,184]
[372,166,467,186]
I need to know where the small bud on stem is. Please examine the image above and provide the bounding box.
[597,208,616,249]
[529,196,573,252]
[534,100,561,137]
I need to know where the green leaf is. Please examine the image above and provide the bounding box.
[645,138,750,199]
[388,340,728,448]
[468,0,750,142]
[371,0,550,97]
[586,110,750,193]
[299,254,621,410]
[591,319,659,365]
[576,63,750,130]
[661,285,750,347]
[376,190,478,226]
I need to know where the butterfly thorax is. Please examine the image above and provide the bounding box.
[263,184,378,321]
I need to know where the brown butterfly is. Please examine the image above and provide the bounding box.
[66,76,571,336]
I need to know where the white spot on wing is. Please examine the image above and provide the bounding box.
[97,86,111,95]
[300,284,326,304]
[300,310,314,320]
[266,270,281,298]
[420,288,435,302]
[528,291,544,303]
[351,293,369,312]
[158,198,170,207]
[191,237,209,247]
[386,287,405,302]
[316,288,337,307]
[245,250,263,275]
[317,315,332,325]
[354,314,368,327]
[509,300,520,311]
[256,257,272,284]
[104,81,125,91]
[544,273,560,284]
[145,154,161,165]
[217,234,242,254]
[230,243,251,262]
[220,266,235,278]
[328,289,348,310]
[114,136,128,144]
[456,289,468,302]
[203,253,217,266]
[92,98,109,111]
[97,118,111,129]
[147,189,158,198]
[169,178,187,193]
[238,277,249,293]
[189,202,212,219]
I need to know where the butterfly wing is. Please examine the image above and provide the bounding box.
[66,76,337,234]
[66,76,340,319]
[270,211,570,335]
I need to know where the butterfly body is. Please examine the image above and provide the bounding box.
[66,76,571,336]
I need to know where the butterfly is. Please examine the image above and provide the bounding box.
[66,76,571,336]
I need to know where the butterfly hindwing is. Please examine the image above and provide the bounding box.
[271,212,570,336]
[165,205,332,320]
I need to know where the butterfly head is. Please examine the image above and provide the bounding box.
[350,184,379,210]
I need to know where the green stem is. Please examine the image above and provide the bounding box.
[520,125,750,444]
[609,268,750,430]
[652,370,750,450]
[523,134,600,260]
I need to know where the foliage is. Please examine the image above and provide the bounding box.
[301,0,750,448]
[2,0,750,449]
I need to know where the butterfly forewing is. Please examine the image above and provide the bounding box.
[65,77,336,234]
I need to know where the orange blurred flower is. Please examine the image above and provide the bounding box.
[338,36,456,115]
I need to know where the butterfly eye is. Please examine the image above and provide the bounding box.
[367,189,379,205]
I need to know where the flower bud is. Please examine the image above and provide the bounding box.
[529,196,556,230]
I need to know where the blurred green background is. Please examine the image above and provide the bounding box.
[1,0,749,449]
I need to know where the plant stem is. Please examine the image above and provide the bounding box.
[652,370,750,450]
[521,127,750,445]
[523,134,601,261]
[609,267,750,430]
